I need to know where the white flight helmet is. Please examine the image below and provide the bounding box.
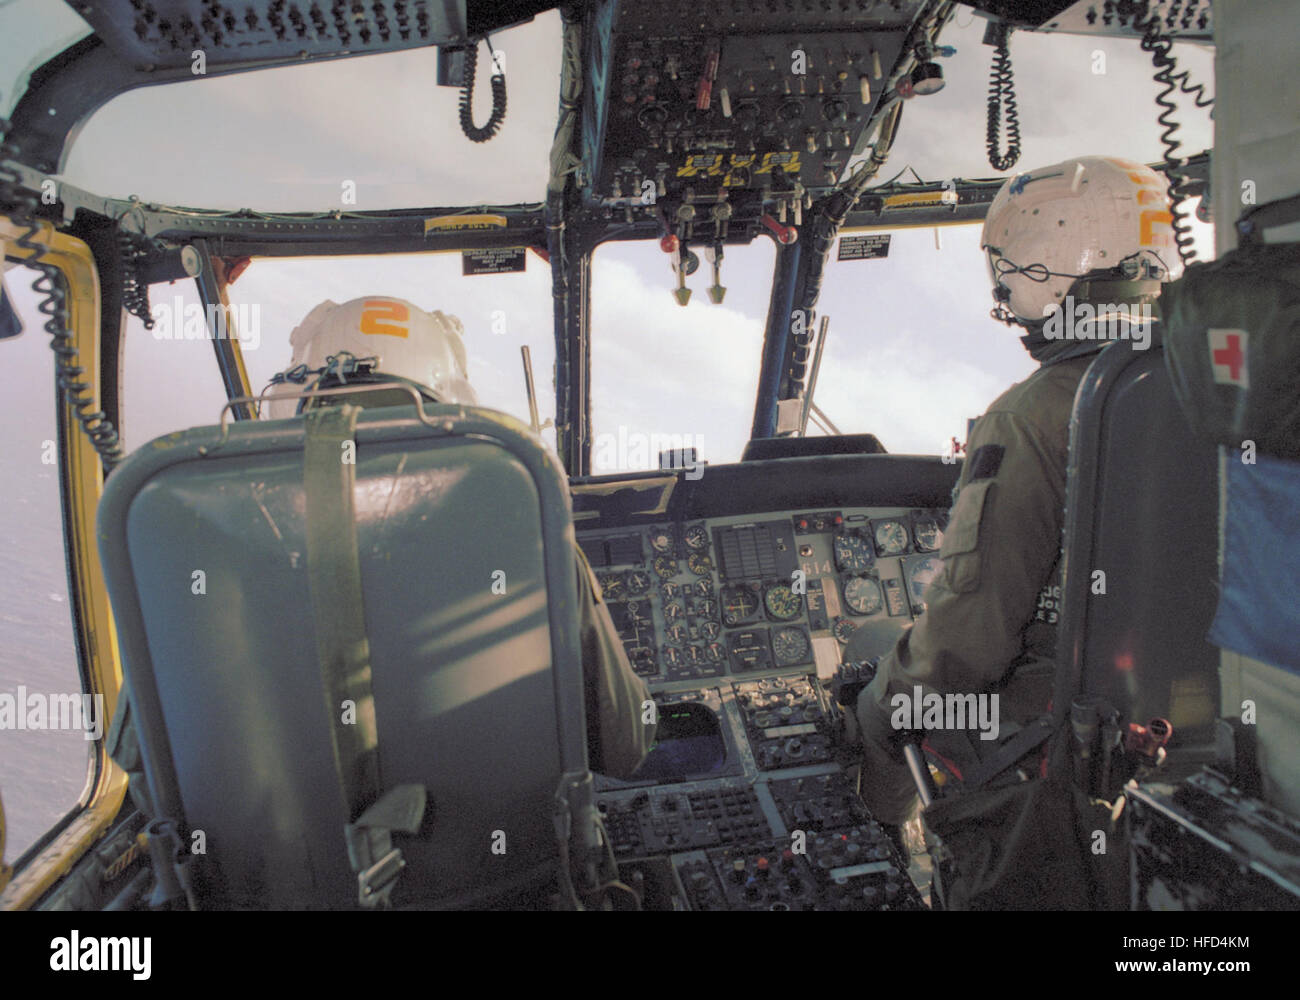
[265,296,476,418]
[981,156,1182,326]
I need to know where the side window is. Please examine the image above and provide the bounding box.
[0,266,90,863]
[120,278,234,452]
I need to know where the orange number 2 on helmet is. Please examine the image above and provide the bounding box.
[359,300,410,337]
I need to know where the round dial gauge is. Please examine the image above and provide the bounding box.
[907,556,943,605]
[665,624,687,644]
[684,645,705,666]
[772,627,811,665]
[832,618,857,644]
[598,573,625,601]
[721,584,759,626]
[660,581,681,601]
[699,620,722,641]
[705,642,726,663]
[873,520,909,556]
[914,518,943,552]
[833,532,873,573]
[664,601,685,621]
[653,555,679,579]
[693,599,718,620]
[763,583,803,621]
[649,527,675,554]
[687,552,713,577]
[693,580,713,598]
[662,647,684,669]
[684,524,710,551]
[843,576,883,616]
[626,570,651,595]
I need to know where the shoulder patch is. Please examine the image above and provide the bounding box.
[969,444,1006,481]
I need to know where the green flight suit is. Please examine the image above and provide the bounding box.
[576,547,657,778]
[858,351,1099,824]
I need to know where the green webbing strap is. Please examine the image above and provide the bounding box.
[303,405,382,822]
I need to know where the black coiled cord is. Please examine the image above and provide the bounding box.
[1,117,125,471]
[458,39,507,143]
[118,228,155,329]
[1136,6,1214,267]
[985,21,1021,172]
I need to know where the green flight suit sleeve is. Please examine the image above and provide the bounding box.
[575,547,657,778]
[858,406,1068,823]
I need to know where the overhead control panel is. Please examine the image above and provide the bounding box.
[580,0,927,222]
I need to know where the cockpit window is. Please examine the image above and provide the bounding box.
[58,11,560,211]
[226,252,557,446]
[0,1,92,118]
[590,238,777,471]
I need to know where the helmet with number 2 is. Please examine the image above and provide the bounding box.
[266,296,476,418]
[981,156,1182,326]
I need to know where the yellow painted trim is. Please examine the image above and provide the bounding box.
[0,218,129,910]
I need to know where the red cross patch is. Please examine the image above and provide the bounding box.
[1209,328,1249,389]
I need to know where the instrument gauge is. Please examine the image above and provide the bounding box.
[598,573,626,601]
[772,627,811,666]
[660,581,681,601]
[843,576,883,616]
[763,583,803,621]
[687,552,714,577]
[684,645,705,666]
[906,556,943,611]
[684,524,710,551]
[626,570,651,595]
[649,527,675,554]
[704,642,726,664]
[665,624,687,644]
[873,520,909,556]
[692,580,712,598]
[662,647,684,669]
[720,584,759,626]
[653,555,679,579]
[914,518,943,552]
[693,599,718,620]
[833,532,873,573]
[700,620,722,641]
[832,618,857,644]
[664,601,686,621]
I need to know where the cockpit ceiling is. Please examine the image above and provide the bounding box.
[62,1,556,71]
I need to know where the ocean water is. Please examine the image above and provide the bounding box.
[0,300,92,865]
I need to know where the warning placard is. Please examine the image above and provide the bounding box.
[462,248,527,276]
[837,234,892,261]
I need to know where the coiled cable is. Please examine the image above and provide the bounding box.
[458,38,507,144]
[1,117,125,471]
[1135,5,1214,267]
[117,227,155,329]
[985,21,1021,172]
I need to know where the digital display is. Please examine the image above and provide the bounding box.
[630,703,726,782]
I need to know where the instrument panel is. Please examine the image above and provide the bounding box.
[577,503,946,911]
[578,504,947,684]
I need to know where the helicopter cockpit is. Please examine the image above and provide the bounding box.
[1,0,1297,921]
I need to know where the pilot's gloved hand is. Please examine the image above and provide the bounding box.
[856,695,921,827]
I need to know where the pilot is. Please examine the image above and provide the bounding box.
[855,157,1180,826]
[266,296,656,779]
